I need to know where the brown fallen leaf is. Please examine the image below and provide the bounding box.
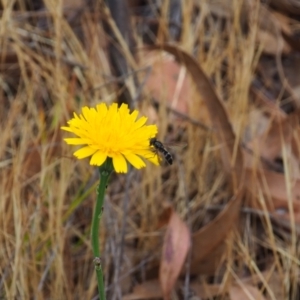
[244,167,300,223]
[247,112,297,163]
[208,1,291,55]
[122,279,162,300]
[263,269,285,300]
[271,11,293,37]
[256,29,291,56]
[189,242,226,276]
[262,169,300,204]
[270,0,300,15]
[159,208,191,299]
[208,0,239,19]
[254,5,291,55]
[269,9,300,53]
[143,50,192,115]
[22,133,63,180]
[147,44,244,181]
[240,262,284,299]
[291,127,300,159]
[147,44,244,274]
[250,82,287,119]
[244,107,300,222]
[229,284,266,300]
[190,189,243,274]
[190,282,224,298]
[157,203,173,229]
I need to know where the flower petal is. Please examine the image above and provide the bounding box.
[124,153,146,169]
[119,103,130,116]
[90,151,107,166]
[112,153,127,173]
[64,138,90,145]
[74,146,97,159]
[133,116,147,130]
[96,103,108,117]
[81,106,91,121]
[61,126,74,132]
[129,110,139,124]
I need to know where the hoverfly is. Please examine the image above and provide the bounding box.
[149,138,173,165]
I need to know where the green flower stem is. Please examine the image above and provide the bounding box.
[91,159,113,300]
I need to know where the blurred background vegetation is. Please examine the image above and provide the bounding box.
[1,0,300,299]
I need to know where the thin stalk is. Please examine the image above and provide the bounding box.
[91,159,113,300]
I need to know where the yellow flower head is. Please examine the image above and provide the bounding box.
[61,103,159,173]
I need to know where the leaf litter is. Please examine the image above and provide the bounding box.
[1,1,300,299]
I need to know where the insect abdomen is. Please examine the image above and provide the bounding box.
[160,148,173,165]
[149,138,173,165]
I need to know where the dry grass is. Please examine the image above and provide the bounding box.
[0,1,299,299]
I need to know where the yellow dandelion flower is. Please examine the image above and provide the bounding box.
[61,103,159,173]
